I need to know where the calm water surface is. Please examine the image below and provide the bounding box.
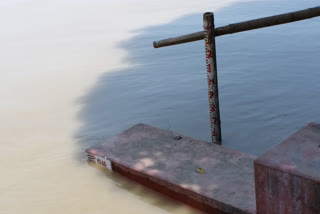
[1,0,319,213]
[78,0,320,155]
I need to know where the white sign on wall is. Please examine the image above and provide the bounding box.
[87,153,112,171]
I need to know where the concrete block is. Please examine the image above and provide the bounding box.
[86,124,256,214]
[254,123,320,214]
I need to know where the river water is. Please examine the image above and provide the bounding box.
[1,0,319,213]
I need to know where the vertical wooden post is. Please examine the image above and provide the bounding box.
[204,12,221,145]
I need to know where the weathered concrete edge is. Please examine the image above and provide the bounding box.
[109,160,253,214]
[85,123,256,214]
[254,161,320,186]
[84,151,254,214]
[85,123,255,214]
[254,122,320,183]
[112,161,225,214]
[254,158,320,213]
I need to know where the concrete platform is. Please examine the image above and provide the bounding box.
[86,124,256,214]
[254,123,320,214]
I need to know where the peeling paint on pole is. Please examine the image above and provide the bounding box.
[204,12,221,145]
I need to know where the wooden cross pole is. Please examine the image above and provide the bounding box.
[153,6,320,145]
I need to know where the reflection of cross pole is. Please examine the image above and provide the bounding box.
[204,12,221,145]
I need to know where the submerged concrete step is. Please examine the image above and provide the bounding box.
[86,124,256,214]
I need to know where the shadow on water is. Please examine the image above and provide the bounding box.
[75,0,320,157]
[76,0,320,158]
[74,0,320,212]
[74,1,320,209]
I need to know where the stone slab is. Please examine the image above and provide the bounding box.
[86,124,256,214]
[254,123,320,214]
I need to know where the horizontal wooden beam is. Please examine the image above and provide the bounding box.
[153,31,204,48]
[153,6,320,48]
[215,5,320,36]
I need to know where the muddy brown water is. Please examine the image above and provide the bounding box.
[1,0,319,213]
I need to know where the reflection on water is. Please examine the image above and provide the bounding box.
[1,0,319,213]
